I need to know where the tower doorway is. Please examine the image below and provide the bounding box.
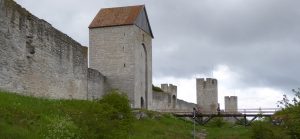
[142,43,148,109]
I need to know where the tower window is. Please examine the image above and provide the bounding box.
[124,64,126,67]
[143,34,145,42]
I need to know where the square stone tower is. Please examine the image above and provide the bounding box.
[225,96,238,113]
[161,84,177,109]
[196,78,218,113]
[89,5,154,109]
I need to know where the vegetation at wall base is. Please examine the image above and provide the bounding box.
[1,89,299,138]
[0,90,133,138]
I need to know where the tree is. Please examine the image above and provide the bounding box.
[276,88,300,139]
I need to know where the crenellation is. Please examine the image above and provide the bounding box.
[225,96,238,113]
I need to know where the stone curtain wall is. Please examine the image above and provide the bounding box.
[87,68,106,100]
[176,99,196,111]
[152,91,195,112]
[152,91,170,110]
[0,0,97,99]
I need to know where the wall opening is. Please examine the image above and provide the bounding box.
[142,43,148,109]
[168,95,171,107]
[172,95,176,108]
[141,97,144,109]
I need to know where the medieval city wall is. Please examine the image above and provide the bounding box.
[196,78,218,113]
[89,25,152,108]
[0,0,105,99]
[1,0,198,112]
[152,91,196,111]
[224,96,238,113]
[87,68,106,100]
[176,99,196,111]
[152,91,170,110]
[152,84,196,111]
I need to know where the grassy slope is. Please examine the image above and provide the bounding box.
[204,125,251,139]
[0,91,251,138]
[130,116,199,139]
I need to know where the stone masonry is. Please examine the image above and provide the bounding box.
[161,84,177,108]
[0,0,90,99]
[225,96,238,113]
[196,78,218,113]
[89,6,153,109]
[152,84,196,111]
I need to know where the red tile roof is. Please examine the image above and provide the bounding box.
[89,5,144,29]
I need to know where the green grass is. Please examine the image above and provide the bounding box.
[130,115,200,139]
[204,125,251,139]
[0,91,252,138]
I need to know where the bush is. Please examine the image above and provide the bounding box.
[42,115,80,139]
[276,88,300,138]
[96,90,134,138]
[152,85,163,92]
[207,117,227,127]
[250,121,288,139]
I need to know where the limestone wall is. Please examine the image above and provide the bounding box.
[152,89,195,112]
[196,78,218,113]
[224,96,238,113]
[152,91,170,110]
[87,68,106,100]
[89,25,152,109]
[176,99,196,111]
[0,0,91,99]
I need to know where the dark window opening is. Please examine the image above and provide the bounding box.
[172,95,176,108]
[141,97,144,109]
[142,34,145,42]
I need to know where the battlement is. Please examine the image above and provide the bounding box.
[224,96,238,113]
[161,84,177,95]
[196,78,217,88]
[225,96,237,100]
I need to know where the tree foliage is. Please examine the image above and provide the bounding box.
[275,88,300,138]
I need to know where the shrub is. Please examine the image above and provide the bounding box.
[276,88,300,138]
[152,85,163,92]
[42,115,80,139]
[207,117,227,127]
[250,121,289,139]
[96,90,134,138]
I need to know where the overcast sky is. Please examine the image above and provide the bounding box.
[14,0,300,109]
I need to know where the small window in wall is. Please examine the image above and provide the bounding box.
[212,80,215,84]
[172,95,176,108]
[142,34,145,42]
[123,46,125,52]
[124,63,126,68]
